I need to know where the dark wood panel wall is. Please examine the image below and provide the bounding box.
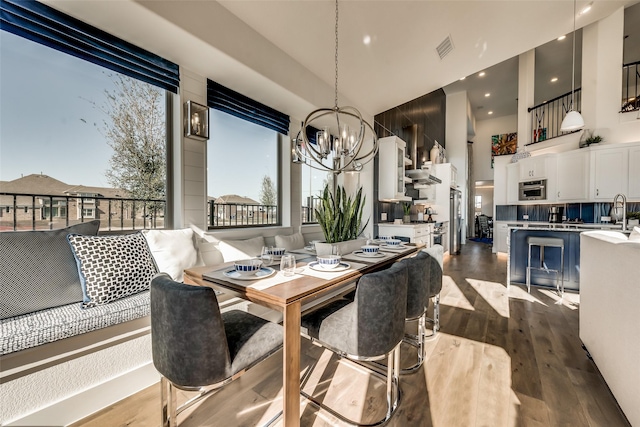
[374,88,447,163]
[372,89,447,230]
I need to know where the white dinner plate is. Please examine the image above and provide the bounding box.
[223,267,276,280]
[352,250,385,258]
[379,244,407,250]
[308,261,351,272]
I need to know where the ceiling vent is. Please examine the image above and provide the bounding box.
[436,35,454,60]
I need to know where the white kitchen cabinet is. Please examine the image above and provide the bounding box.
[506,163,519,204]
[493,221,509,254]
[591,147,628,200]
[518,155,547,181]
[629,145,640,200]
[556,150,590,202]
[378,223,432,246]
[378,136,411,201]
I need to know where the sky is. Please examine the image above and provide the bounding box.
[0,31,114,188]
[0,29,326,204]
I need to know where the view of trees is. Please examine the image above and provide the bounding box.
[259,175,277,206]
[100,75,166,201]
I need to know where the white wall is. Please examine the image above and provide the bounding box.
[474,114,518,181]
[446,91,471,242]
[582,6,640,144]
[476,186,494,217]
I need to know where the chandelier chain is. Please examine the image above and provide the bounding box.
[334,0,339,108]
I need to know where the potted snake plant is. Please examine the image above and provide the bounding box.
[314,184,369,255]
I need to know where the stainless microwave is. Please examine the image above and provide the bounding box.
[519,179,546,201]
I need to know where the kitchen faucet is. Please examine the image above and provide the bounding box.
[613,193,627,231]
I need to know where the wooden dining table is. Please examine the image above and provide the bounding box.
[183,242,423,427]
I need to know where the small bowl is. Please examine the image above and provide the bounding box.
[234,259,263,276]
[316,254,341,269]
[386,238,402,247]
[268,247,286,256]
[361,245,380,256]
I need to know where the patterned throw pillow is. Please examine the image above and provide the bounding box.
[0,220,100,319]
[67,233,158,308]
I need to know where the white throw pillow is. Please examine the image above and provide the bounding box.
[274,233,305,251]
[422,244,444,269]
[141,229,198,281]
[629,226,640,242]
[218,236,265,262]
[197,238,224,266]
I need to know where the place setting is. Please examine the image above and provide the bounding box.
[377,238,410,252]
[204,252,303,290]
[300,253,366,279]
[342,244,389,263]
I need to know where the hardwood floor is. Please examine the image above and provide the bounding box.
[72,241,630,427]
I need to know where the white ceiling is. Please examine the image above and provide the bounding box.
[47,0,639,122]
[218,0,635,118]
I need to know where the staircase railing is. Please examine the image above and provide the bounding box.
[527,88,582,144]
[622,60,640,112]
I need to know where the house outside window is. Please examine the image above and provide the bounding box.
[207,109,280,228]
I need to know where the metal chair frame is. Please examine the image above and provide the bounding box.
[300,335,402,427]
[160,346,283,427]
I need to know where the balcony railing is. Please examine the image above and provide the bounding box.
[527,88,582,144]
[622,60,640,112]
[0,192,165,232]
[208,202,278,228]
[302,196,321,224]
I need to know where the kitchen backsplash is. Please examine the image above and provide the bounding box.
[496,202,640,222]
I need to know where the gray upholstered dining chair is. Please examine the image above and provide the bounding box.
[398,251,431,373]
[422,246,444,338]
[150,273,284,427]
[299,262,408,426]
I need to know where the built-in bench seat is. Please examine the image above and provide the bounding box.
[1,291,149,356]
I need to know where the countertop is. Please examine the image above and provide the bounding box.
[377,221,447,228]
[502,221,624,231]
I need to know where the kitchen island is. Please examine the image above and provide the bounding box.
[506,222,623,291]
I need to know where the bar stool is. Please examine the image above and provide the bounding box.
[526,236,564,298]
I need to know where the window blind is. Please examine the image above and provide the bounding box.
[0,0,180,93]
[207,79,290,135]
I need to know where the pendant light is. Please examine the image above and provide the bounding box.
[560,0,585,132]
[292,0,378,174]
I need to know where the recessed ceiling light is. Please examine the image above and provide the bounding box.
[459,77,466,81]
[484,93,490,97]
[488,111,493,115]
[551,77,558,82]
[580,2,592,15]
[558,35,566,41]
[363,35,371,45]
[479,72,486,77]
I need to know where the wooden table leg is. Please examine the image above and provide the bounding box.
[283,301,301,427]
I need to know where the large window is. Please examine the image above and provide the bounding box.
[207,110,280,228]
[0,31,169,231]
[301,158,333,224]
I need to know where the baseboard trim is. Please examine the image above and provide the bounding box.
[4,363,160,426]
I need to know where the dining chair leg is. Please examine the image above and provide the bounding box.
[161,376,169,427]
[425,294,440,339]
[168,380,178,427]
[160,376,178,427]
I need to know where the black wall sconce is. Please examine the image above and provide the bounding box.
[184,100,209,140]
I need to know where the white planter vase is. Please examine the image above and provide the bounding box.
[315,238,368,256]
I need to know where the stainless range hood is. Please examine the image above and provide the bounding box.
[405,169,442,186]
